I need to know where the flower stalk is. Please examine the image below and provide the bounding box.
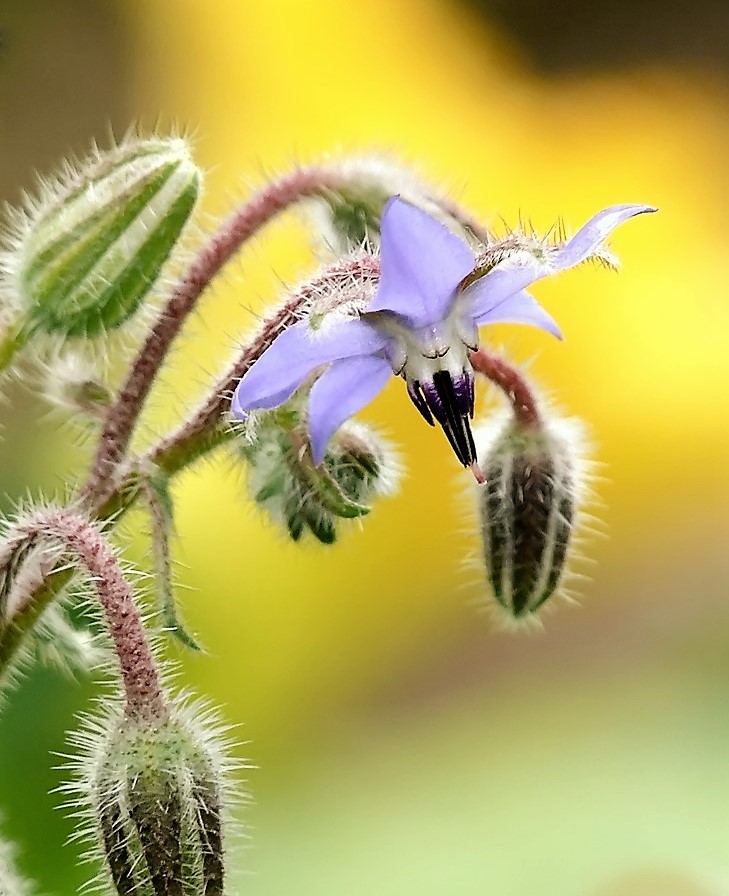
[0,508,165,720]
[81,165,367,504]
[468,347,542,430]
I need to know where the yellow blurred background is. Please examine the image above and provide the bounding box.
[1,1,729,894]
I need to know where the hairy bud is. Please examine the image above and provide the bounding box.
[310,156,457,255]
[239,406,400,544]
[2,134,200,342]
[77,703,229,896]
[475,413,587,620]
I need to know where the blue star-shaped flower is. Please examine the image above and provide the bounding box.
[232,197,654,475]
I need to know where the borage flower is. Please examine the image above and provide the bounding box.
[232,197,654,479]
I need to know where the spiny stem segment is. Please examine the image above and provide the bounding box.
[469,347,542,430]
[82,165,355,506]
[0,508,165,720]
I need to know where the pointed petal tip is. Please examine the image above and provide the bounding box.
[626,203,658,217]
[230,384,249,421]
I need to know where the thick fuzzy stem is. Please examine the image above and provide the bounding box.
[469,348,542,430]
[0,509,165,720]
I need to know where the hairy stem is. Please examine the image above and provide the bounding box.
[146,253,381,481]
[469,347,542,429]
[0,509,166,719]
[82,165,358,507]
[2,253,383,664]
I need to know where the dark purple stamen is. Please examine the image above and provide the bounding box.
[407,380,434,426]
[408,369,477,468]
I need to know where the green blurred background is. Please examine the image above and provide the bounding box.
[2,1,729,894]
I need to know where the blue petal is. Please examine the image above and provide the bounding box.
[461,259,547,323]
[231,318,388,414]
[308,355,392,463]
[462,203,656,323]
[554,204,657,270]
[473,289,562,339]
[367,197,475,329]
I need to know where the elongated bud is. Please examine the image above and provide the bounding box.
[239,406,400,544]
[475,412,587,620]
[86,705,228,896]
[3,135,200,342]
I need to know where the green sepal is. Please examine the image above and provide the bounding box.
[144,471,201,651]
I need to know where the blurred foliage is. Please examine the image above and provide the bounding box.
[1,1,728,895]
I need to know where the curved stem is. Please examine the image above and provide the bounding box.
[0,509,166,720]
[82,164,354,507]
[469,347,541,429]
[1,254,382,671]
[147,254,381,480]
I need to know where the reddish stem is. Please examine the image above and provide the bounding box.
[82,165,351,506]
[469,348,541,429]
[148,254,381,477]
[10,509,166,720]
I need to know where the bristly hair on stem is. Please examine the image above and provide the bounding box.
[81,164,363,507]
[0,506,166,720]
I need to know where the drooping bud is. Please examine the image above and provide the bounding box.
[239,404,400,544]
[475,412,587,621]
[78,702,230,896]
[2,134,200,342]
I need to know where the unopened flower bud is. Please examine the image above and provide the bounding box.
[239,405,400,544]
[4,135,200,342]
[311,156,456,255]
[89,706,227,896]
[475,413,586,620]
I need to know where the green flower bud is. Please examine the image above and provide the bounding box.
[310,157,456,255]
[240,405,400,544]
[87,705,228,896]
[475,413,587,621]
[4,135,200,341]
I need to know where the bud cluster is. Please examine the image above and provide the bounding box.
[0,124,650,896]
[239,404,400,544]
